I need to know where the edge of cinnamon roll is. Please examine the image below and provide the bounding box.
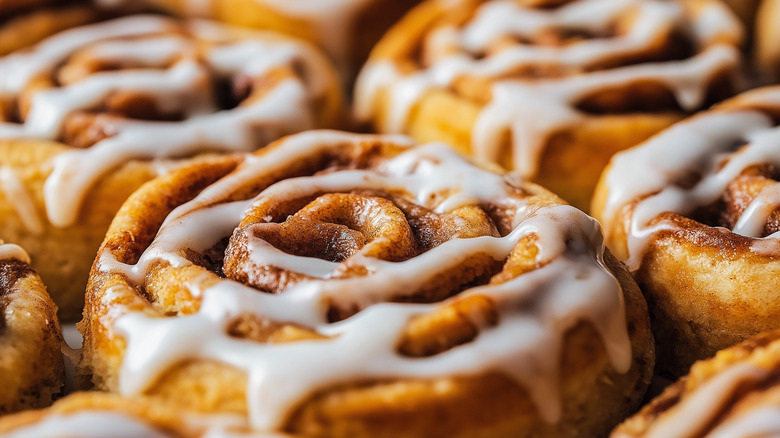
[0,242,64,414]
[612,329,780,438]
[592,85,780,376]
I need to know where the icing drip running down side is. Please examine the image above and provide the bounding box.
[0,15,339,227]
[97,131,632,431]
[0,243,31,264]
[0,167,44,235]
[601,88,780,269]
[354,0,743,178]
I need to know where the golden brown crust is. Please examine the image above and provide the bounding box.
[0,252,64,415]
[79,132,653,437]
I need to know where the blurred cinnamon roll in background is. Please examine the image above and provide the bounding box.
[0,242,64,415]
[355,0,744,211]
[93,0,422,77]
[593,86,780,376]
[0,14,344,319]
[78,131,654,437]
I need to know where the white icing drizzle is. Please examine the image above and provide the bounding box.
[707,406,780,438]
[0,243,31,264]
[733,183,780,237]
[0,167,44,235]
[5,412,171,438]
[601,90,780,269]
[4,409,287,438]
[354,0,743,178]
[0,15,335,227]
[642,363,770,438]
[97,132,632,431]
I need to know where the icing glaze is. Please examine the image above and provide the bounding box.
[0,167,44,235]
[600,88,780,269]
[0,243,31,264]
[0,15,336,227]
[643,363,769,438]
[707,406,780,438]
[96,131,632,431]
[5,412,170,438]
[354,0,742,178]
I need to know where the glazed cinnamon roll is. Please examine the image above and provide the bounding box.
[0,15,344,319]
[79,131,653,437]
[0,392,288,437]
[612,329,780,438]
[0,243,64,414]
[94,0,421,76]
[592,86,780,376]
[355,0,744,211]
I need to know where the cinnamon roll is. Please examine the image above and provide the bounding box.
[0,15,344,319]
[592,85,780,376]
[94,0,421,76]
[0,243,64,414]
[79,131,653,437]
[612,329,780,438]
[355,0,744,211]
[0,392,288,437]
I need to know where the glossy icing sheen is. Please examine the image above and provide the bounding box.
[4,410,285,438]
[0,243,30,263]
[0,15,332,227]
[601,89,780,268]
[5,412,171,438]
[98,131,632,431]
[355,0,742,177]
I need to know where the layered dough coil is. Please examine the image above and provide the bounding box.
[94,0,422,75]
[0,15,344,319]
[0,243,64,414]
[355,0,744,210]
[612,329,780,438]
[0,1,99,56]
[78,131,653,438]
[593,86,780,376]
[0,392,291,437]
